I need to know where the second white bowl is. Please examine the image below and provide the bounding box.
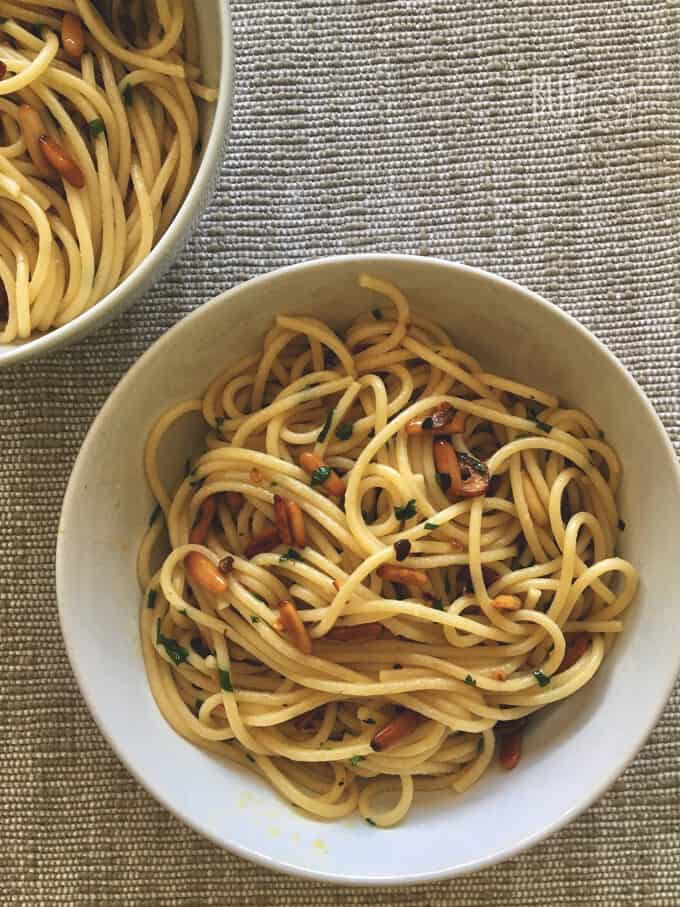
[57,254,680,884]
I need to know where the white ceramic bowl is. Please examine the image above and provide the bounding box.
[0,2,232,368]
[57,254,680,885]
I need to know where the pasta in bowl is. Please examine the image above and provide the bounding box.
[0,0,231,365]
[139,273,638,828]
[57,255,680,883]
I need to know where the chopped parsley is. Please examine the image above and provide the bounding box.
[350,755,365,766]
[156,619,189,666]
[335,422,354,441]
[219,669,233,692]
[365,817,377,826]
[317,409,335,442]
[533,418,553,433]
[533,670,551,687]
[146,589,157,610]
[394,499,417,521]
[180,609,188,617]
[250,616,260,623]
[424,521,439,530]
[436,472,451,491]
[214,415,225,433]
[372,308,383,320]
[617,519,626,531]
[279,548,303,563]
[422,416,434,430]
[464,674,476,686]
[245,752,255,763]
[394,539,411,561]
[431,598,444,611]
[88,118,105,138]
[148,502,162,527]
[311,465,332,486]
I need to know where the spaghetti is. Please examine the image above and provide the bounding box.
[0,1,216,341]
[139,274,638,827]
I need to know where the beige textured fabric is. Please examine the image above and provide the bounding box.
[2,1,679,903]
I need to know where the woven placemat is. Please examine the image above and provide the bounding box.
[2,1,679,903]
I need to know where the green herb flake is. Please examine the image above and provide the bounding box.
[533,670,551,687]
[279,548,303,563]
[335,422,354,441]
[317,409,335,442]
[219,669,233,692]
[533,418,553,434]
[155,619,189,666]
[394,498,417,521]
[88,118,105,138]
[148,502,162,527]
[350,755,365,766]
[252,593,268,604]
[146,589,157,610]
[214,415,225,433]
[617,519,626,531]
[365,817,377,826]
[464,674,477,686]
[245,753,255,763]
[431,598,444,611]
[311,465,332,486]
[424,521,439,530]
[250,615,260,623]
[180,608,188,617]
[436,472,452,492]
[422,416,434,431]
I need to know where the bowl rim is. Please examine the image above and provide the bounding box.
[56,253,680,885]
[0,0,234,369]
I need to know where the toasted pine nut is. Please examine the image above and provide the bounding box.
[327,622,383,642]
[498,730,522,770]
[225,491,244,515]
[244,525,280,559]
[273,494,293,545]
[377,565,429,588]
[556,634,590,674]
[186,552,228,594]
[189,496,217,545]
[276,600,312,655]
[284,498,306,548]
[18,105,52,178]
[433,438,462,498]
[406,403,467,435]
[39,135,85,188]
[62,13,84,59]
[492,594,522,611]
[371,710,419,751]
[299,451,346,497]
[457,452,490,498]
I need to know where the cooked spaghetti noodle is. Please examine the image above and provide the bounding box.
[0,1,216,341]
[139,274,638,826]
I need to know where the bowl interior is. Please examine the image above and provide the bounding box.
[0,0,230,366]
[57,255,680,884]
